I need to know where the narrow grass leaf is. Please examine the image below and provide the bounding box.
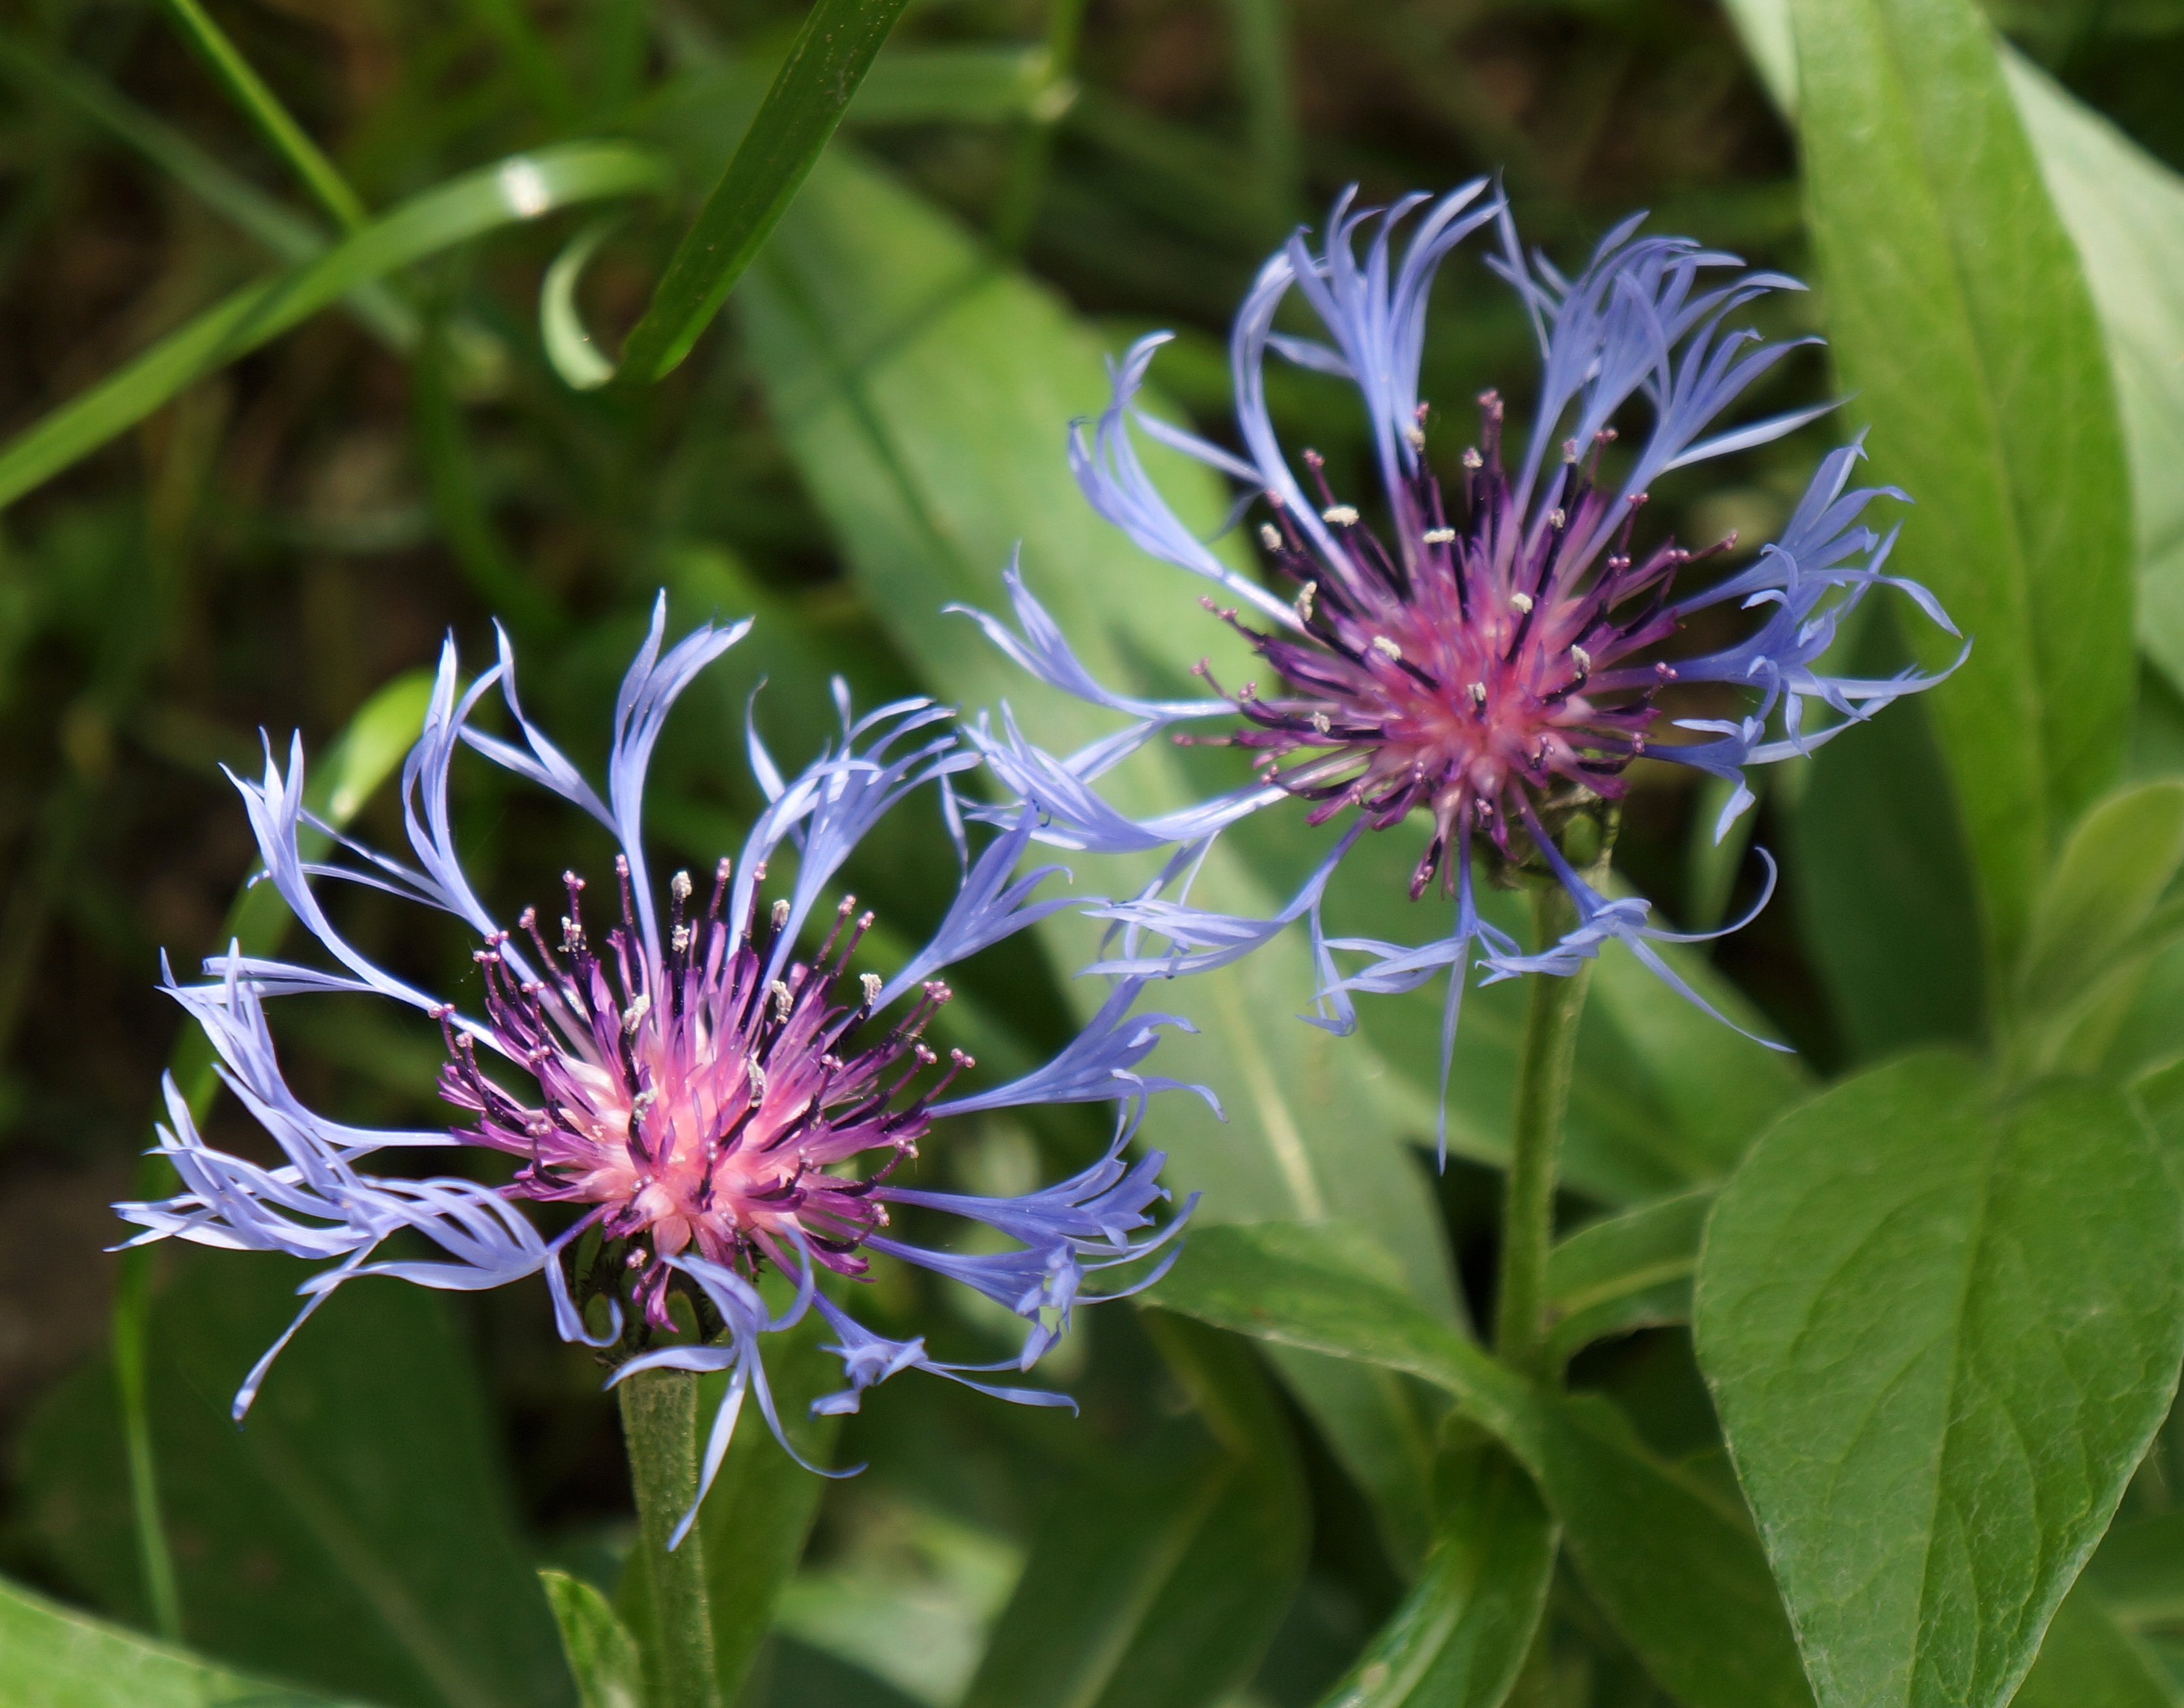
[615,0,911,384]
[0,141,667,512]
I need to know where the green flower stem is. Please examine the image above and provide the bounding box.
[1492,878,1593,1385]
[618,1368,723,1708]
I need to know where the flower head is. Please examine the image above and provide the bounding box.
[119,599,1196,1541]
[960,185,1961,1145]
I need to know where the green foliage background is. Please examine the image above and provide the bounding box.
[5,0,2184,1704]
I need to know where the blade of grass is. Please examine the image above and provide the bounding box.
[155,0,369,233]
[0,32,415,348]
[614,0,910,385]
[112,669,433,1644]
[0,139,669,512]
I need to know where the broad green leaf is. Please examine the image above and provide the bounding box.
[963,1317,1306,1708]
[1309,1446,1552,1708]
[2011,781,2184,1075]
[1791,0,2135,967]
[1723,4,2184,707]
[23,1251,578,1708]
[1789,614,1988,1059]
[736,150,1458,1552]
[0,1574,364,1708]
[2001,51,2184,701]
[0,139,669,511]
[1148,1222,1812,1708]
[615,0,910,384]
[2013,1578,2176,1708]
[541,1572,645,1708]
[1545,1188,1711,1367]
[1695,1054,2184,1708]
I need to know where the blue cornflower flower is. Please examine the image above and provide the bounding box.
[118,598,1198,1543]
[957,184,1961,1131]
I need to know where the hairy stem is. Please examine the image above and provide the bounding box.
[618,1369,722,1708]
[1493,880,1593,1384]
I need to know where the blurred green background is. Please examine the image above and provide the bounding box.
[5,1,2184,1704]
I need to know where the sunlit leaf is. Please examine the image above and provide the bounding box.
[1696,1053,2184,1708]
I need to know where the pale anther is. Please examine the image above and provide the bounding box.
[1322,505,1360,526]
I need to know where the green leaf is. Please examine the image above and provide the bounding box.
[23,1250,578,1708]
[1723,5,2184,710]
[1694,1054,2184,1708]
[735,150,1461,1558]
[1545,1188,1711,1368]
[541,1571,645,1708]
[2013,1578,2177,1708]
[2003,49,2184,701]
[963,1316,1306,1708]
[1309,1446,1552,1708]
[1788,611,1988,1059]
[0,1574,365,1708]
[2011,781,2184,1074]
[2021,781,2184,1008]
[0,139,668,512]
[615,0,910,384]
[1790,0,2135,966]
[1147,1222,1813,1708]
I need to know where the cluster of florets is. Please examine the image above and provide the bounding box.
[1194,391,1735,901]
[443,852,968,1334]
